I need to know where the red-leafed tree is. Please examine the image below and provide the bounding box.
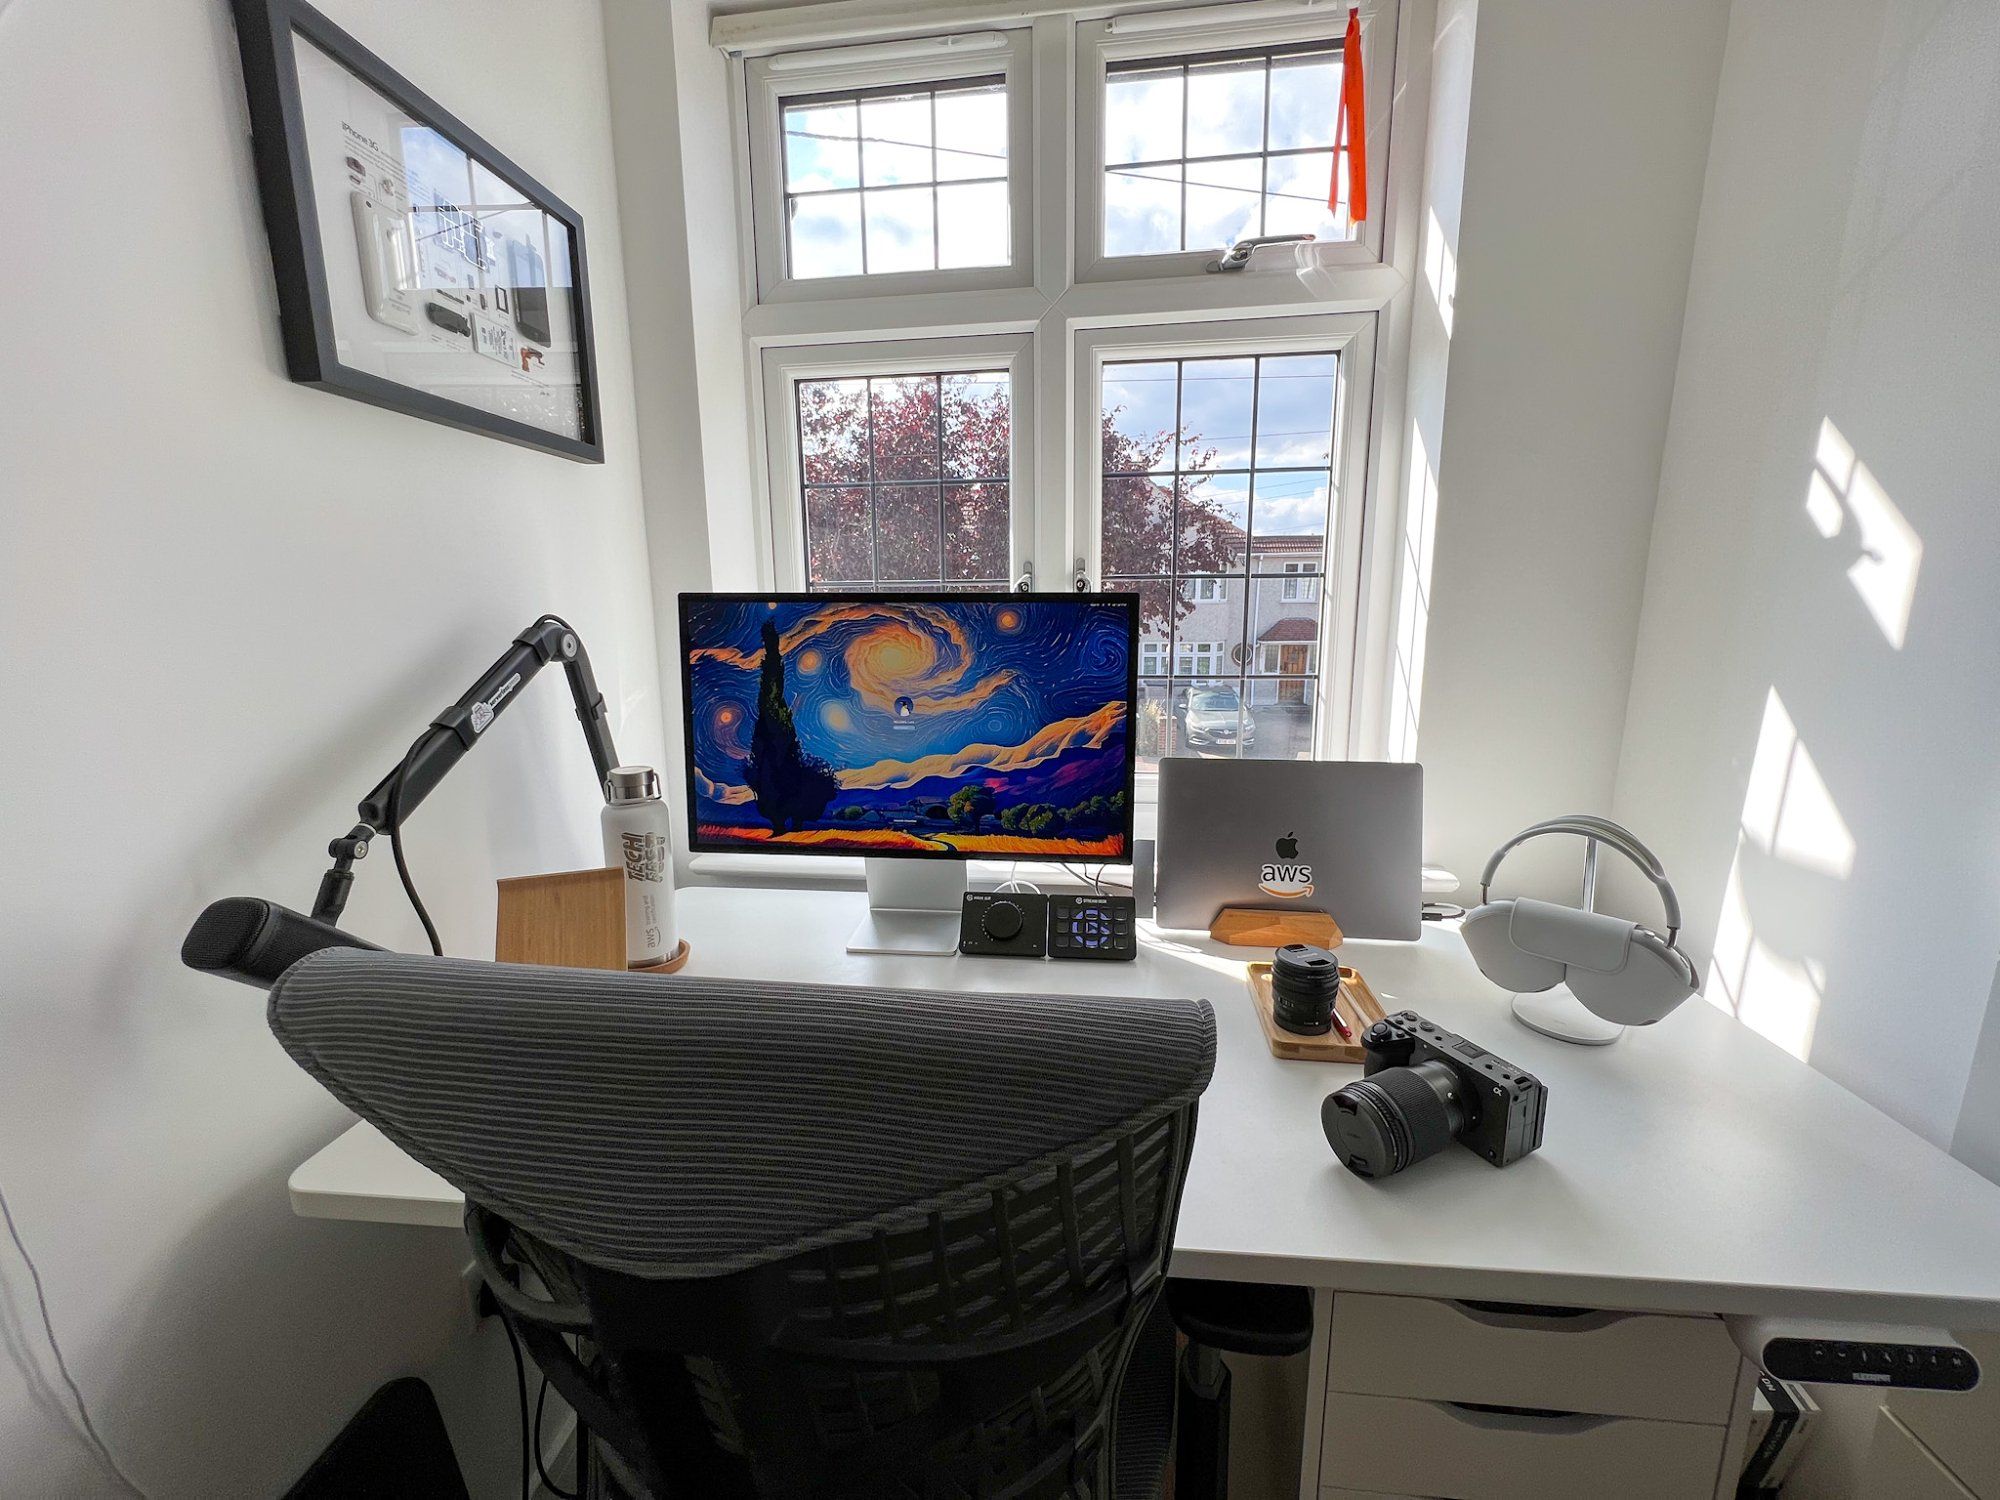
[797,375,1241,638]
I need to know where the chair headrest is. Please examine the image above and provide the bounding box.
[269,950,1216,1279]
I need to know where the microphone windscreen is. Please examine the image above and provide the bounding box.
[182,897,384,988]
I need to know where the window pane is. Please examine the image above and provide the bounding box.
[1104,162,1180,257]
[936,181,1008,269]
[864,185,935,272]
[1105,67,1182,165]
[1186,59,1265,158]
[798,378,870,483]
[784,101,858,191]
[782,79,1010,280]
[870,375,940,480]
[1102,361,1180,474]
[935,85,1007,180]
[1100,354,1338,761]
[1251,471,1332,549]
[799,370,1011,592]
[941,371,1010,479]
[1101,47,1357,258]
[944,482,1010,580]
[1268,53,1339,150]
[1175,357,1255,469]
[876,484,944,581]
[805,487,874,583]
[1101,476,1175,578]
[1254,353,1337,466]
[1263,151,1342,240]
[790,192,863,279]
[1184,157,1264,251]
[1178,474,1248,576]
[860,93,931,186]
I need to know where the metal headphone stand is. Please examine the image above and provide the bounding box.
[1509,834,1626,1046]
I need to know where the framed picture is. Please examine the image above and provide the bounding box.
[233,0,603,461]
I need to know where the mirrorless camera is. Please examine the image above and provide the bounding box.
[1322,1011,1547,1179]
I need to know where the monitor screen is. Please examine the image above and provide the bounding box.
[679,593,1137,860]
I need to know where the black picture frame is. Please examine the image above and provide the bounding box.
[233,0,604,461]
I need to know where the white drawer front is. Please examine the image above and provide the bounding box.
[1326,1293,1741,1424]
[1864,1409,1977,1500]
[1320,1392,1726,1500]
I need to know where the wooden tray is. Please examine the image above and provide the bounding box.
[1245,962,1387,1064]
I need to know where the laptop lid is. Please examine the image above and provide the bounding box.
[1154,759,1423,939]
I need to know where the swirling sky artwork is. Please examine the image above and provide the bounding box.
[683,597,1133,856]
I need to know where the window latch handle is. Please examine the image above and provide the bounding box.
[1014,560,1034,593]
[1073,557,1090,593]
[1206,233,1316,273]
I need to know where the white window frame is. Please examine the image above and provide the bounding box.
[719,0,1432,775]
[758,332,1034,591]
[1259,640,1319,675]
[745,30,1037,304]
[1073,312,1376,758]
[1139,640,1168,676]
[1073,1,1398,285]
[1185,577,1226,603]
[1281,560,1320,601]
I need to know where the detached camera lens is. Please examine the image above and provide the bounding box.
[1322,1060,1469,1178]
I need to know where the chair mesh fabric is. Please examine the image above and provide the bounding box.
[269,950,1214,1279]
[266,949,1214,1498]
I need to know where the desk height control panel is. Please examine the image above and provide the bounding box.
[959,892,1137,962]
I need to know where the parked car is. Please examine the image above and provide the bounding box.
[1172,683,1255,751]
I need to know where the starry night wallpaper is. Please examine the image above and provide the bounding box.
[680,595,1135,857]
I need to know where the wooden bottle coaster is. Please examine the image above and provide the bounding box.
[1210,905,1344,949]
[1244,962,1387,1064]
[496,867,690,974]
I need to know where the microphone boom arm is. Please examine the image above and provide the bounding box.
[310,615,619,924]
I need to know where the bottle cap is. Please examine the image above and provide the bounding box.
[606,765,661,803]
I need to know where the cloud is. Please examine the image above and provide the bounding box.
[694,768,755,805]
[838,700,1127,791]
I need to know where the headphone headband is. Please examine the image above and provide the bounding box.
[1478,816,1681,939]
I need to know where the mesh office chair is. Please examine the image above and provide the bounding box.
[267,950,1216,1499]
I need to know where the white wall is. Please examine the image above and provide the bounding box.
[1612,0,2000,1155]
[1411,0,1728,896]
[0,0,664,1492]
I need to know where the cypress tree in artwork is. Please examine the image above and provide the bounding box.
[744,619,838,833]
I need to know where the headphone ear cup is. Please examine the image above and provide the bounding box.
[1462,901,1566,993]
[1566,930,1698,1025]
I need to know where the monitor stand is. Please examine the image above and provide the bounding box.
[847,858,966,956]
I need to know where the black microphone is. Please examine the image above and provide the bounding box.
[181,897,385,989]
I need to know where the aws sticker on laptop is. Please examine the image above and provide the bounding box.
[1258,832,1314,900]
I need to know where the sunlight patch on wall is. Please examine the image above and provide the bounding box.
[1423,205,1457,338]
[1806,418,1923,649]
[1388,424,1437,761]
[1739,687,1855,878]
[1704,687,1853,1059]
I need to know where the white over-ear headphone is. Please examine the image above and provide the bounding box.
[1462,815,1699,1028]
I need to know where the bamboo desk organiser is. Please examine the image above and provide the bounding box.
[1244,961,1387,1064]
[495,867,690,973]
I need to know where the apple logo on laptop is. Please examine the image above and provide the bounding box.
[1259,832,1313,900]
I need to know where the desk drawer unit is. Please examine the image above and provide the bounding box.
[1310,1293,1751,1500]
[1325,1293,1741,1424]
[1319,1393,1727,1500]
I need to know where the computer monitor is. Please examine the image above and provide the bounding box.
[678,592,1139,954]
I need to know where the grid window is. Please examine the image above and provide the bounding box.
[783,80,1010,279]
[1102,351,1337,764]
[797,370,1011,589]
[1102,46,1353,259]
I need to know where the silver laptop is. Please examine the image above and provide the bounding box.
[1154,759,1423,939]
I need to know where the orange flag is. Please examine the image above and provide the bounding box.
[1334,6,1368,222]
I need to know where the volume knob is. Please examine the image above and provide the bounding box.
[984,901,1025,941]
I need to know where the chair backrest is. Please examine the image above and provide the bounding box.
[268,950,1217,1498]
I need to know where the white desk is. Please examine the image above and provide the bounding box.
[292,884,2000,1331]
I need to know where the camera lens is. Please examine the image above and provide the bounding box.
[1322,1060,1469,1178]
[1271,943,1342,1035]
